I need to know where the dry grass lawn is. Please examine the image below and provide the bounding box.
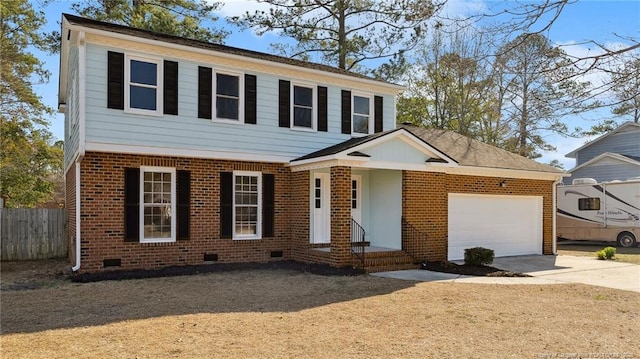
[1,260,639,358]
[557,241,640,264]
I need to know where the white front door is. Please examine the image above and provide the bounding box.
[312,173,330,243]
[351,175,362,225]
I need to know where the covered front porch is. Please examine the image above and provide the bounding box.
[288,128,457,271]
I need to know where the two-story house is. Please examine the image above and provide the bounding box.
[563,122,640,184]
[59,14,564,273]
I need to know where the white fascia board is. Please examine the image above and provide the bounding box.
[85,142,292,163]
[66,23,405,95]
[58,17,71,109]
[444,165,567,181]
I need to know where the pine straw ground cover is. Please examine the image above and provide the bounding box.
[1,260,639,359]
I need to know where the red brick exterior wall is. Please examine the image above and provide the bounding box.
[66,162,77,264]
[77,152,291,272]
[71,151,555,272]
[402,171,554,261]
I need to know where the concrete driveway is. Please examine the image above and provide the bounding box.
[373,255,640,293]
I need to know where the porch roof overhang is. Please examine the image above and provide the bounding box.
[289,128,458,172]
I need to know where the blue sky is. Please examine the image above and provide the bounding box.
[33,0,640,169]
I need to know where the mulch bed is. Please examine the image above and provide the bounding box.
[71,260,365,283]
[421,261,531,277]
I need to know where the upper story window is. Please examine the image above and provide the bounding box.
[199,67,256,124]
[125,55,163,115]
[352,94,372,135]
[292,84,316,130]
[216,72,243,121]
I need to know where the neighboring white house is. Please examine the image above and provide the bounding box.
[564,122,640,184]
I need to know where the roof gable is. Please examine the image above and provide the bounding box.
[290,128,457,170]
[566,122,640,158]
[569,152,640,173]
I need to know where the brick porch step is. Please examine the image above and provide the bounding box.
[351,249,420,273]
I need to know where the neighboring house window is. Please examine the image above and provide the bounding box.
[578,198,600,211]
[140,166,176,243]
[233,171,262,239]
[292,84,315,130]
[125,55,162,115]
[215,71,243,121]
[352,94,372,135]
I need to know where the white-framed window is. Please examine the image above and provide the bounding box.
[140,166,176,243]
[125,54,163,115]
[352,94,373,135]
[233,171,262,239]
[291,83,316,130]
[215,70,244,122]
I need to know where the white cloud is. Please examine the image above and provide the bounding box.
[215,0,273,18]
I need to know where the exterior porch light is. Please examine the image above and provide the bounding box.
[500,180,507,188]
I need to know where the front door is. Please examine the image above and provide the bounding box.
[312,173,330,243]
[351,175,362,225]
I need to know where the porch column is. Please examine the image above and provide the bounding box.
[330,166,351,267]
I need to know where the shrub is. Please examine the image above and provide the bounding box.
[464,247,495,266]
[596,250,606,260]
[603,246,616,259]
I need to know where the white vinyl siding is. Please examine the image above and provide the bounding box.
[83,45,396,159]
[64,45,81,169]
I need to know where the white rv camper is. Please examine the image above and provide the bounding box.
[557,178,640,247]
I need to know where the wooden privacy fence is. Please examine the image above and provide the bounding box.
[1,208,67,260]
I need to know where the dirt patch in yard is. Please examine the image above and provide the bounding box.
[1,260,639,358]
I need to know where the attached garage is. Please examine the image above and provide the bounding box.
[448,193,543,260]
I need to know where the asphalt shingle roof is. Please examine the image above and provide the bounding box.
[401,124,562,173]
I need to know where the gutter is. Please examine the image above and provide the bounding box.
[552,177,564,255]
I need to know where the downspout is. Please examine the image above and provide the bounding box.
[552,177,563,255]
[72,31,86,272]
[72,157,82,271]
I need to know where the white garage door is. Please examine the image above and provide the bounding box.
[448,194,543,261]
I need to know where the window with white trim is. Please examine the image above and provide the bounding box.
[292,84,315,129]
[215,71,244,122]
[233,171,262,239]
[125,55,162,115]
[352,94,372,135]
[140,166,176,243]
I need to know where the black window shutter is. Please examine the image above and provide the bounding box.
[124,168,140,242]
[164,60,179,115]
[220,172,233,239]
[107,51,124,110]
[245,74,257,124]
[374,96,383,133]
[262,174,275,237]
[341,90,351,134]
[278,80,290,128]
[176,170,190,240]
[198,66,212,119]
[317,86,328,132]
